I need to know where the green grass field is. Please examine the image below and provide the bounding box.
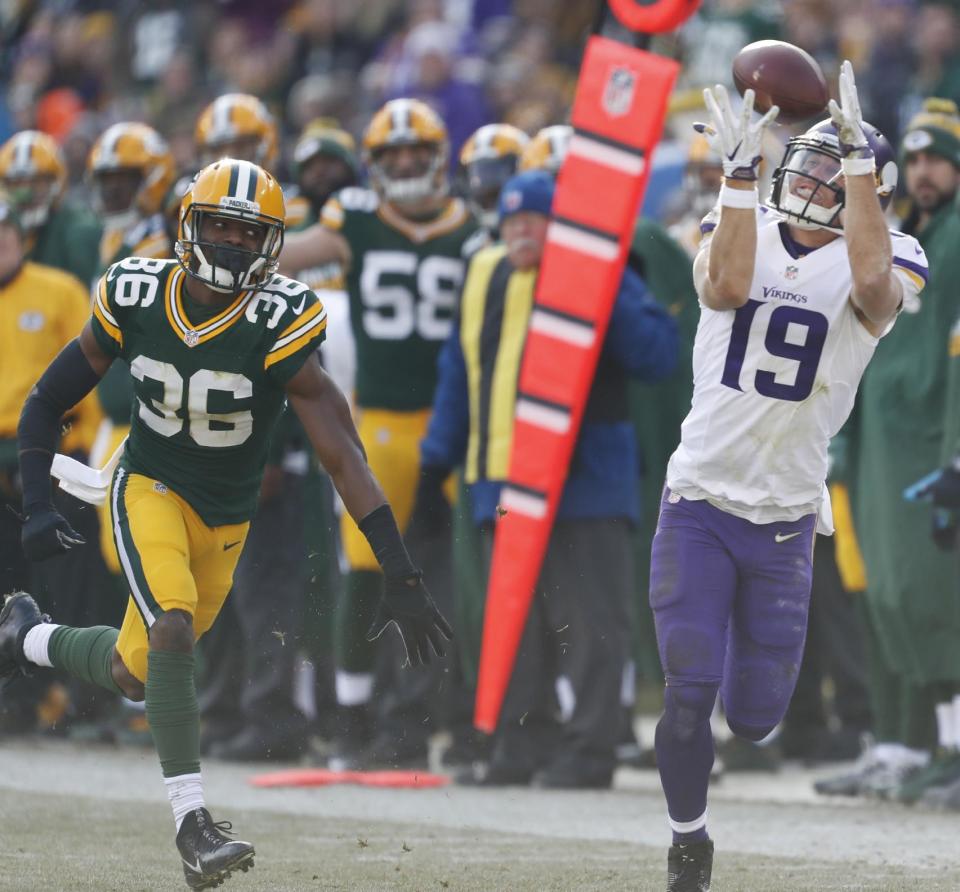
[2,740,959,891]
[2,789,958,891]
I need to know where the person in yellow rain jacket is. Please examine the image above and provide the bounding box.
[0,194,102,733]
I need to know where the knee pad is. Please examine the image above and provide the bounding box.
[660,683,718,745]
[726,716,776,742]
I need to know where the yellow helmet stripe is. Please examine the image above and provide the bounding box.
[105,124,124,156]
[228,160,259,202]
[13,133,34,173]
[211,95,235,141]
[93,123,137,172]
[476,125,496,154]
[392,99,412,137]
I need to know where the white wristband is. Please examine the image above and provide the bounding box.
[841,155,876,177]
[719,184,758,209]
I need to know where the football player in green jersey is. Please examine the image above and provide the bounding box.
[88,122,178,581]
[281,98,484,769]
[0,130,102,289]
[4,158,451,891]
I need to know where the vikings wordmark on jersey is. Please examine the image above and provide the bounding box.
[668,206,927,529]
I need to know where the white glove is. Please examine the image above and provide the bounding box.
[694,85,779,181]
[828,60,869,156]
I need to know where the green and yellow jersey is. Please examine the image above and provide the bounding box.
[320,187,482,410]
[90,257,326,526]
[96,214,174,426]
[99,212,170,272]
[289,204,346,294]
[26,202,102,290]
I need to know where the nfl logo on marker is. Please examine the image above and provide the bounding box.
[603,66,636,117]
[185,330,199,347]
[785,265,799,280]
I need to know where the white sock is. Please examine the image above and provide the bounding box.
[165,773,205,832]
[936,702,956,751]
[871,742,896,763]
[620,661,636,708]
[21,623,60,668]
[873,743,929,766]
[335,670,374,706]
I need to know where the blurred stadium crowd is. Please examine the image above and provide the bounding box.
[3,0,960,812]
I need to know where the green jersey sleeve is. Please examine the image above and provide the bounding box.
[262,276,328,386]
[90,257,173,359]
[90,262,127,358]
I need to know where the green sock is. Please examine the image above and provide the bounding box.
[145,650,200,778]
[902,682,939,752]
[335,569,383,673]
[47,626,124,696]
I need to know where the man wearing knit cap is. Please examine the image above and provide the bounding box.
[899,99,960,233]
[821,98,960,804]
[904,100,960,810]
[417,170,679,788]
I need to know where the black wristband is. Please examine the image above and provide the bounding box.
[358,503,417,580]
[18,339,102,513]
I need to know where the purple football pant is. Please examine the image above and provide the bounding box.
[650,488,816,837]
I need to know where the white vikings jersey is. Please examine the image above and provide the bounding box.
[667,206,927,529]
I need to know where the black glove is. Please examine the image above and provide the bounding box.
[21,503,86,561]
[406,465,452,542]
[929,465,960,509]
[366,571,454,667]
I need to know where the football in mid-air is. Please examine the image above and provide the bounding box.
[732,40,829,122]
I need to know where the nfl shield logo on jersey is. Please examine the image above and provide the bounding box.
[603,66,636,117]
[785,265,799,280]
[184,329,199,347]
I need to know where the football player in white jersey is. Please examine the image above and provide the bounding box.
[651,62,928,892]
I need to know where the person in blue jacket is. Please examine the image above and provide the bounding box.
[411,170,679,788]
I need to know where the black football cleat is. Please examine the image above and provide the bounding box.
[667,838,713,892]
[176,808,255,890]
[0,592,50,681]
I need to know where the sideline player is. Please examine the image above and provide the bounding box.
[1,158,451,890]
[280,99,482,769]
[651,63,926,891]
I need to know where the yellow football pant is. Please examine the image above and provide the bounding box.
[341,407,453,571]
[97,424,130,575]
[108,469,249,682]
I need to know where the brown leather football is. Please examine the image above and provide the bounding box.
[732,40,829,123]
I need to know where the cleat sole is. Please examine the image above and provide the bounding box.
[184,850,256,889]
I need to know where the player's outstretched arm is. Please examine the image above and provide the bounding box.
[286,354,453,666]
[16,322,112,561]
[693,85,778,310]
[829,61,902,334]
[278,223,351,275]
